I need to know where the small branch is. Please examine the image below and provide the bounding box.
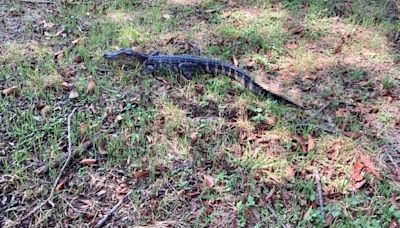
[48,107,76,205]
[266,204,288,228]
[313,167,325,220]
[18,108,77,223]
[299,101,332,125]
[19,0,56,3]
[186,40,201,55]
[298,123,341,135]
[95,189,133,228]
[385,150,400,176]
[59,194,86,214]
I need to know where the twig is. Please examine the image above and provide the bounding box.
[313,167,325,220]
[266,204,288,228]
[19,0,56,3]
[59,194,86,214]
[298,123,341,134]
[95,189,133,228]
[186,41,201,55]
[18,108,77,223]
[385,150,399,173]
[386,151,398,166]
[299,101,332,125]
[48,107,77,205]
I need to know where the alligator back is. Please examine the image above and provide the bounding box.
[148,54,258,88]
[148,54,296,105]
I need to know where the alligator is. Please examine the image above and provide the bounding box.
[103,48,303,108]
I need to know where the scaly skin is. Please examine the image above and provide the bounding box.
[103,48,303,108]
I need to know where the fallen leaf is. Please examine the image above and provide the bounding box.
[43,21,54,29]
[388,221,398,228]
[63,68,76,78]
[55,27,65,37]
[80,158,97,165]
[74,56,83,63]
[40,105,51,118]
[270,64,279,72]
[359,154,380,178]
[56,180,66,191]
[281,188,291,202]
[286,43,298,49]
[390,195,399,209]
[71,38,81,45]
[351,161,364,182]
[79,122,88,138]
[204,9,217,13]
[132,170,149,179]
[333,43,343,54]
[285,165,295,180]
[190,132,197,141]
[145,135,153,143]
[2,86,20,96]
[115,115,123,122]
[116,186,128,195]
[302,73,318,81]
[194,84,205,95]
[266,116,277,126]
[8,7,20,16]
[335,108,347,117]
[98,142,108,155]
[324,213,334,227]
[69,90,79,99]
[88,104,97,113]
[177,189,186,197]
[264,186,275,201]
[35,103,45,110]
[232,55,239,66]
[86,76,96,94]
[291,27,303,35]
[186,191,201,197]
[343,131,363,139]
[244,58,256,69]
[303,206,313,220]
[245,207,261,225]
[79,199,92,207]
[204,206,213,216]
[61,81,74,91]
[307,135,315,152]
[54,50,64,59]
[203,174,215,189]
[292,135,307,153]
[352,179,366,190]
[96,189,107,197]
[162,14,171,20]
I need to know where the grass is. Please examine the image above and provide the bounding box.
[1,0,399,227]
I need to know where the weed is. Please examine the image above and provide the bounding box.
[381,76,397,90]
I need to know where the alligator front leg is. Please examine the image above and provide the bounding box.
[140,63,156,75]
[178,62,204,80]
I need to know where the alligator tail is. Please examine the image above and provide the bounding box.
[218,64,301,107]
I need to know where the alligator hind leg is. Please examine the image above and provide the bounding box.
[178,62,203,80]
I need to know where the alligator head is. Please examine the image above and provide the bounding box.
[103,48,148,64]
